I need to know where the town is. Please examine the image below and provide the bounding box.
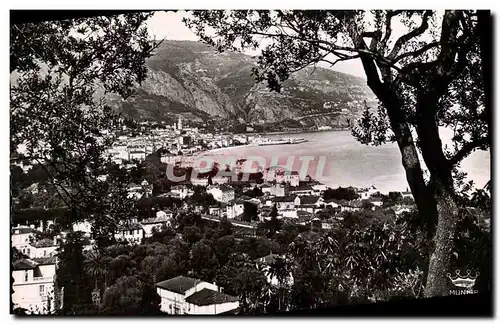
[11,114,430,314]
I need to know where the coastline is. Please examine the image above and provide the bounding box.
[242,128,350,136]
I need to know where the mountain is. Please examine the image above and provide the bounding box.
[106,40,377,128]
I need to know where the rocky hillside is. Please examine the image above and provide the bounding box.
[106,40,376,128]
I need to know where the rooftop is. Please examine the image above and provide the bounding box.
[32,256,57,265]
[156,275,201,294]
[12,258,38,271]
[273,195,298,203]
[300,195,320,205]
[31,238,56,248]
[185,288,239,306]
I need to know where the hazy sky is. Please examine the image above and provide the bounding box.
[146,10,368,78]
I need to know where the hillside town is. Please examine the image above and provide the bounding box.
[11,112,491,314]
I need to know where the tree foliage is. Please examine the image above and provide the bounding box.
[185,9,491,297]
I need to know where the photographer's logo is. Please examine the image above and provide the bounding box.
[448,269,479,295]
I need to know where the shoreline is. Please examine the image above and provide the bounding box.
[241,128,350,136]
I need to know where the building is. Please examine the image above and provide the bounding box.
[127,180,153,200]
[72,220,93,237]
[401,188,413,199]
[12,226,35,254]
[141,210,173,237]
[29,238,57,259]
[191,178,209,187]
[296,196,324,214]
[207,185,235,204]
[357,186,378,199]
[226,199,245,219]
[289,184,314,196]
[368,197,384,207]
[184,288,239,315]
[114,221,144,244]
[156,275,239,315]
[129,150,146,161]
[270,184,286,197]
[170,185,193,199]
[12,257,58,314]
[273,195,301,218]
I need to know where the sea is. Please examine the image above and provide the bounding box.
[203,130,490,194]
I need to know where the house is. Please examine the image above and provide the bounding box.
[141,210,174,237]
[170,185,193,199]
[324,198,341,209]
[184,289,240,315]
[296,196,324,214]
[273,195,300,218]
[29,238,57,259]
[226,199,245,219]
[207,185,235,204]
[12,257,59,314]
[156,275,239,315]
[211,176,230,185]
[401,188,413,199]
[368,197,384,207]
[296,210,314,226]
[357,185,378,199]
[208,205,223,217]
[114,221,144,244]
[129,150,146,161]
[289,171,300,187]
[12,226,35,254]
[270,184,286,197]
[339,200,363,212]
[191,178,209,187]
[311,182,327,195]
[72,220,92,237]
[258,206,273,222]
[127,180,153,200]
[260,183,272,195]
[289,184,314,196]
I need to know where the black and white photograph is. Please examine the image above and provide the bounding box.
[9,7,493,316]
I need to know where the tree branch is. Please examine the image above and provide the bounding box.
[388,10,433,60]
[448,136,489,166]
[393,42,440,63]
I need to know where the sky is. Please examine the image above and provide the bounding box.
[146,10,368,78]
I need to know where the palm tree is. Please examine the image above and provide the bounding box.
[265,256,292,311]
[84,249,111,291]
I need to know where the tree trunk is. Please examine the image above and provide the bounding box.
[424,181,459,297]
[415,95,459,297]
[350,26,439,238]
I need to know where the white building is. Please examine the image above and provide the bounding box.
[72,220,93,237]
[273,195,301,218]
[28,238,57,259]
[141,210,174,237]
[191,178,209,187]
[207,185,235,204]
[114,221,144,244]
[12,226,35,254]
[129,150,146,162]
[156,275,239,315]
[226,199,245,219]
[12,257,59,314]
[170,185,193,200]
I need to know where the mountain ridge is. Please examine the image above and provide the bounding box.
[106,40,376,127]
